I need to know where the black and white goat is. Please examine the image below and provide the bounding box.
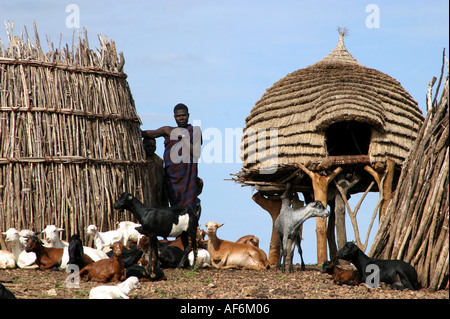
[113,192,198,275]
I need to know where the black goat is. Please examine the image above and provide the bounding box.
[336,242,420,290]
[158,242,189,268]
[113,192,198,275]
[68,234,87,270]
[0,283,16,299]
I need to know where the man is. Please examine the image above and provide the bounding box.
[141,103,201,211]
[143,136,168,207]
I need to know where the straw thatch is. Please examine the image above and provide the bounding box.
[369,53,449,290]
[0,22,152,241]
[238,31,424,182]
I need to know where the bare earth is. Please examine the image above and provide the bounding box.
[1,265,448,300]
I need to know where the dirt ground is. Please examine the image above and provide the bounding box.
[1,265,448,300]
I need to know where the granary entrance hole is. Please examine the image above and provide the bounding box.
[325,121,372,156]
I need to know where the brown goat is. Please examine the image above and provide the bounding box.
[79,242,125,282]
[321,261,362,286]
[236,235,260,247]
[25,236,66,270]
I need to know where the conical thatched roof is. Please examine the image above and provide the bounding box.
[240,31,424,177]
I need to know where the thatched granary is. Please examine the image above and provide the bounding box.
[0,24,154,241]
[240,32,423,179]
[235,29,424,263]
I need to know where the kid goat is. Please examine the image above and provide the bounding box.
[275,183,329,272]
[113,192,199,275]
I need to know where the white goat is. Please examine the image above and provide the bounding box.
[188,248,211,268]
[89,276,141,299]
[41,225,108,261]
[2,228,37,269]
[275,183,330,273]
[42,225,68,248]
[86,225,123,251]
[116,221,141,246]
[0,250,15,269]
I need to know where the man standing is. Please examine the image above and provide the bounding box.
[142,137,168,208]
[141,103,201,211]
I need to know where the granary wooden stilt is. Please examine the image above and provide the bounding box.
[364,158,396,219]
[252,192,281,265]
[298,164,342,264]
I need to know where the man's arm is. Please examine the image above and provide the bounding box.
[141,126,172,139]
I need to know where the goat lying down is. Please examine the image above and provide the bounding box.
[79,242,126,282]
[205,221,269,270]
[336,242,420,290]
[89,276,141,299]
[321,260,362,286]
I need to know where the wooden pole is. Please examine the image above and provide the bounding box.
[252,192,282,265]
[364,158,396,220]
[298,164,342,264]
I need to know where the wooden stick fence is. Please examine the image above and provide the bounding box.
[369,52,449,290]
[0,22,154,242]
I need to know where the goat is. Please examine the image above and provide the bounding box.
[106,244,143,268]
[41,225,68,248]
[236,235,260,247]
[205,221,269,270]
[86,225,123,252]
[68,234,93,269]
[0,250,15,269]
[89,276,141,299]
[158,242,188,268]
[79,241,126,282]
[321,260,362,286]
[275,183,329,273]
[25,236,70,270]
[135,233,185,269]
[113,192,199,275]
[116,221,141,246]
[0,283,16,299]
[188,248,210,268]
[3,228,37,268]
[336,242,420,290]
[42,225,108,261]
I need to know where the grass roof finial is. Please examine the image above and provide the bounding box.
[337,27,349,37]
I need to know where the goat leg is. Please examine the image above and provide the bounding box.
[148,235,159,276]
[295,236,306,271]
[286,238,294,273]
[177,233,190,269]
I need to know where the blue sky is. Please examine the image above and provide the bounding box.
[1,0,448,264]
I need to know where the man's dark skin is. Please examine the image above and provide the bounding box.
[141,109,194,157]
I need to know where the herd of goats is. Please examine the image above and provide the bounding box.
[0,189,420,299]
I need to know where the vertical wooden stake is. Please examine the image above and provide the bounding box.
[298,164,343,264]
[252,192,282,265]
[364,158,395,220]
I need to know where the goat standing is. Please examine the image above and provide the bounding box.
[275,183,329,272]
[113,192,199,276]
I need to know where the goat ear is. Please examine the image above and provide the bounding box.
[57,228,65,232]
[218,223,224,228]
[35,231,41,236]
